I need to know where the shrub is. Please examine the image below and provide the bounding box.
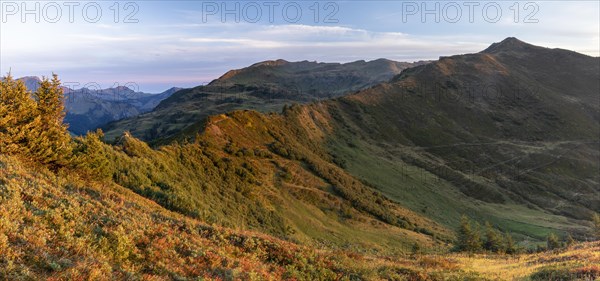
[547,233,560,250]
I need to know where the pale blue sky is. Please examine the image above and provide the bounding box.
[1,1,598,92]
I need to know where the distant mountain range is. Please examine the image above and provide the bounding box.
[17,76,180,135]
[102,59,429,143]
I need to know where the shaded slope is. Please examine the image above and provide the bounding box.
[292,37,599,238]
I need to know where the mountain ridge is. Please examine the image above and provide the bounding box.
[190,37,599,239]
[16,76,181,135]
[103,58,429,143]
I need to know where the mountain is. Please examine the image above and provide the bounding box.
[102,59,429,143]
[268,37,599,238]
[17,76,180,135]
[2,37,600,279]
[107,37,598,241]
[63,86,181,135]
[210,58,421,98]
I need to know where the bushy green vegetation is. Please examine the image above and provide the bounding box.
[0,154,367,279]
[530,265,600,281]
[0,75,71,167]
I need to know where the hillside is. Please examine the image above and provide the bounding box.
[106,37,599,243]
[1,155,598,280]
[2,74,453,258]
[317,37,600,237]
[102,38,599,243]
[102,59,428,143]
[0,155,445,279]
[277,37,599,240]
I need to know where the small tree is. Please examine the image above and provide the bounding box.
[546,233,560,250]
[457,215,482,253]
[411,242,422,257]
[504,232,517,254]
[593,213,600,240]
[484,221,503,253]
[0,75,37,154]
[565,234,575,248]
[28,74,72,166]
[73,129,113,180]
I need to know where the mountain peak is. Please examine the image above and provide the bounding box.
[250,59,289,67]
[481,37,536,54]
[18,76,42,82]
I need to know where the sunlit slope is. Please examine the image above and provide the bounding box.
[4,154,596,280]
[103,59,427,143]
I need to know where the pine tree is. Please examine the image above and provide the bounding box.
[73,129,113,180]
[457,215,482,253]
[28,74,72,166]
[1,74,72,167]
[504,232,517,254]
[411,242,421,257]
[565,234,575,247]
[0,74,37,154]
[593,213,600,240]
[546,233,560,250]
[484,221,503,253]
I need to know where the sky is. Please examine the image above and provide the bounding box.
[1,0,599,92]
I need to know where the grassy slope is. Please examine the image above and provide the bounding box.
[3,154,597,280]
[327,137,582,242]
[0,155,338,280]
[97,39,599,253]
[286,39,600,243]
[86,111,452,256]
[454,242,600,280]
[102,59,426,143]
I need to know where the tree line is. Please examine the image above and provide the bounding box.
[455,214,600,254]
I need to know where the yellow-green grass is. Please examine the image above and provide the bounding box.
[453,242,600,280]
